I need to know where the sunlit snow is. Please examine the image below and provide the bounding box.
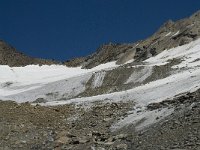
[1,37,200,130]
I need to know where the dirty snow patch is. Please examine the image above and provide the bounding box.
[92,71,106,88]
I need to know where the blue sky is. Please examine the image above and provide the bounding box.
[0,0,200,61]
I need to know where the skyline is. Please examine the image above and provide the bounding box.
[0,0,200,61]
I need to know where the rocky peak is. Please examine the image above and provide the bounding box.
[130,10,200,62]
[64,10,200,68]
[0,40,57,67]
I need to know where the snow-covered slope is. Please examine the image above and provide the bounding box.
[1,38,200,130]
[43,38,200,130]
[0,61,119,102]
[43,38,200,103]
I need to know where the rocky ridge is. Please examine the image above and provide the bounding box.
[1,11,200,68]
[0,40,58,67]
[65,10,200,69]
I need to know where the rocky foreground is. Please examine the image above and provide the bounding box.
[0,89,200,150]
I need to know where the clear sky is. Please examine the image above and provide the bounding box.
[0,0,200,61]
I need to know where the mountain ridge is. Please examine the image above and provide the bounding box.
[1,10,200,68]
[66,10,200,68]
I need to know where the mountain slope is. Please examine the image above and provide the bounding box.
[0,40,57,66]
[64,10,200,69]
[0,10,200,150]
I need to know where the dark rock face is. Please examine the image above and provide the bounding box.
[0,40,57,67]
